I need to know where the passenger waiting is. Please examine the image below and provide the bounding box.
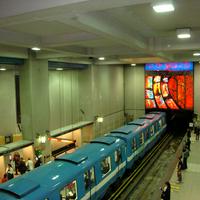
[26,158,34,171]
[18,157,27,174]
[6,164,14,180]
[35,157,42,168]
[160,181,171,200]
[182,148,189,170]
[177,156,183,183]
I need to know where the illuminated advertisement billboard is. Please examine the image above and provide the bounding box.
[145,62,193,111]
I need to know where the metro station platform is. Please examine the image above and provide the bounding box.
[170,132,200,200]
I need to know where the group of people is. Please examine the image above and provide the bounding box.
[160,128,192,200]
[177,129,191,183]
[1,153,42,183]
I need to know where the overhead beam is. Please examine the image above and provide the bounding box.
[0,0,89,19]
[0,0,152,27]
[0,28,40,48]
[0,44,28,58]
[42,32,99,47]
[76,13,147,50]
[36,47,88,59]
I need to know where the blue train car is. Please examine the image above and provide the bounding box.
[0,112,166,200]
[0,136,126,200]
[110,112,166,169]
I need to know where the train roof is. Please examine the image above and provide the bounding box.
[109,112,165,139]
[111,117,151,133]
[58,136,125,165]
[0,136,125,199]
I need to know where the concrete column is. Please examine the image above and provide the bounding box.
[20,50,49,141]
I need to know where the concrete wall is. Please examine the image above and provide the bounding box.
[49,65,124,137]
[49,70,80,130]
[79,65,124,137]
[124,65,145,120]
[0,70,17,135]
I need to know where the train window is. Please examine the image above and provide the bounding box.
[159,119,162,128]
[162,117,165,125]
[132,138,137,151]
[84,167,95,191]
[60,180,77,200]
[101,157,111,176]
[115,149,122,163]
[139,133,144,145]
[145,130,148,139]
[150,125,154,136]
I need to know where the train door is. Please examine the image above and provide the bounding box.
[84,167,95,199]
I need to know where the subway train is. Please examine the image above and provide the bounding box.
[0,112,167,200]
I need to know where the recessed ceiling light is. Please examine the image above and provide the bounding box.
[131,64,136,66]
[98,57,105,60]
[177,28,191,39]
[177,34,191,39]
[193,53,200,56]
[0,68,6,71]
[152,0,175,13]
[31,47,41,51]
[56,68,63,71]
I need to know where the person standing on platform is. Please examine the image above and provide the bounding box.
[26,158,34,171]
[182,148,189,170]
[185,138,191,151]
[35,157,42,168]
[160,181,171,200]
[177,156,183,183]
[196,126,200,141]
[6,164,14,180]
[187,129,191,139]
[18,157,27,174]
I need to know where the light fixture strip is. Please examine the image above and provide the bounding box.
[152,0,175,13]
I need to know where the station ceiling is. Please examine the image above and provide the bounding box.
[0,0,199,65]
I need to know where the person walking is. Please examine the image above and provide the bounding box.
[177,156,183,183]
[160,181,171,200]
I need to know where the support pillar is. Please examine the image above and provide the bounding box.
[20,51,51,161]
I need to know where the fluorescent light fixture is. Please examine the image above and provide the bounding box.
[131,63,136,66]
[177,28,191,39]
[38,135,46,144]
[56,68,63,71]
[0,68,6,71]
[193,52,200,56]
[152,0,175,13]
[95,116,104,123]
[98,57,105,61]
[31,47,41,51]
